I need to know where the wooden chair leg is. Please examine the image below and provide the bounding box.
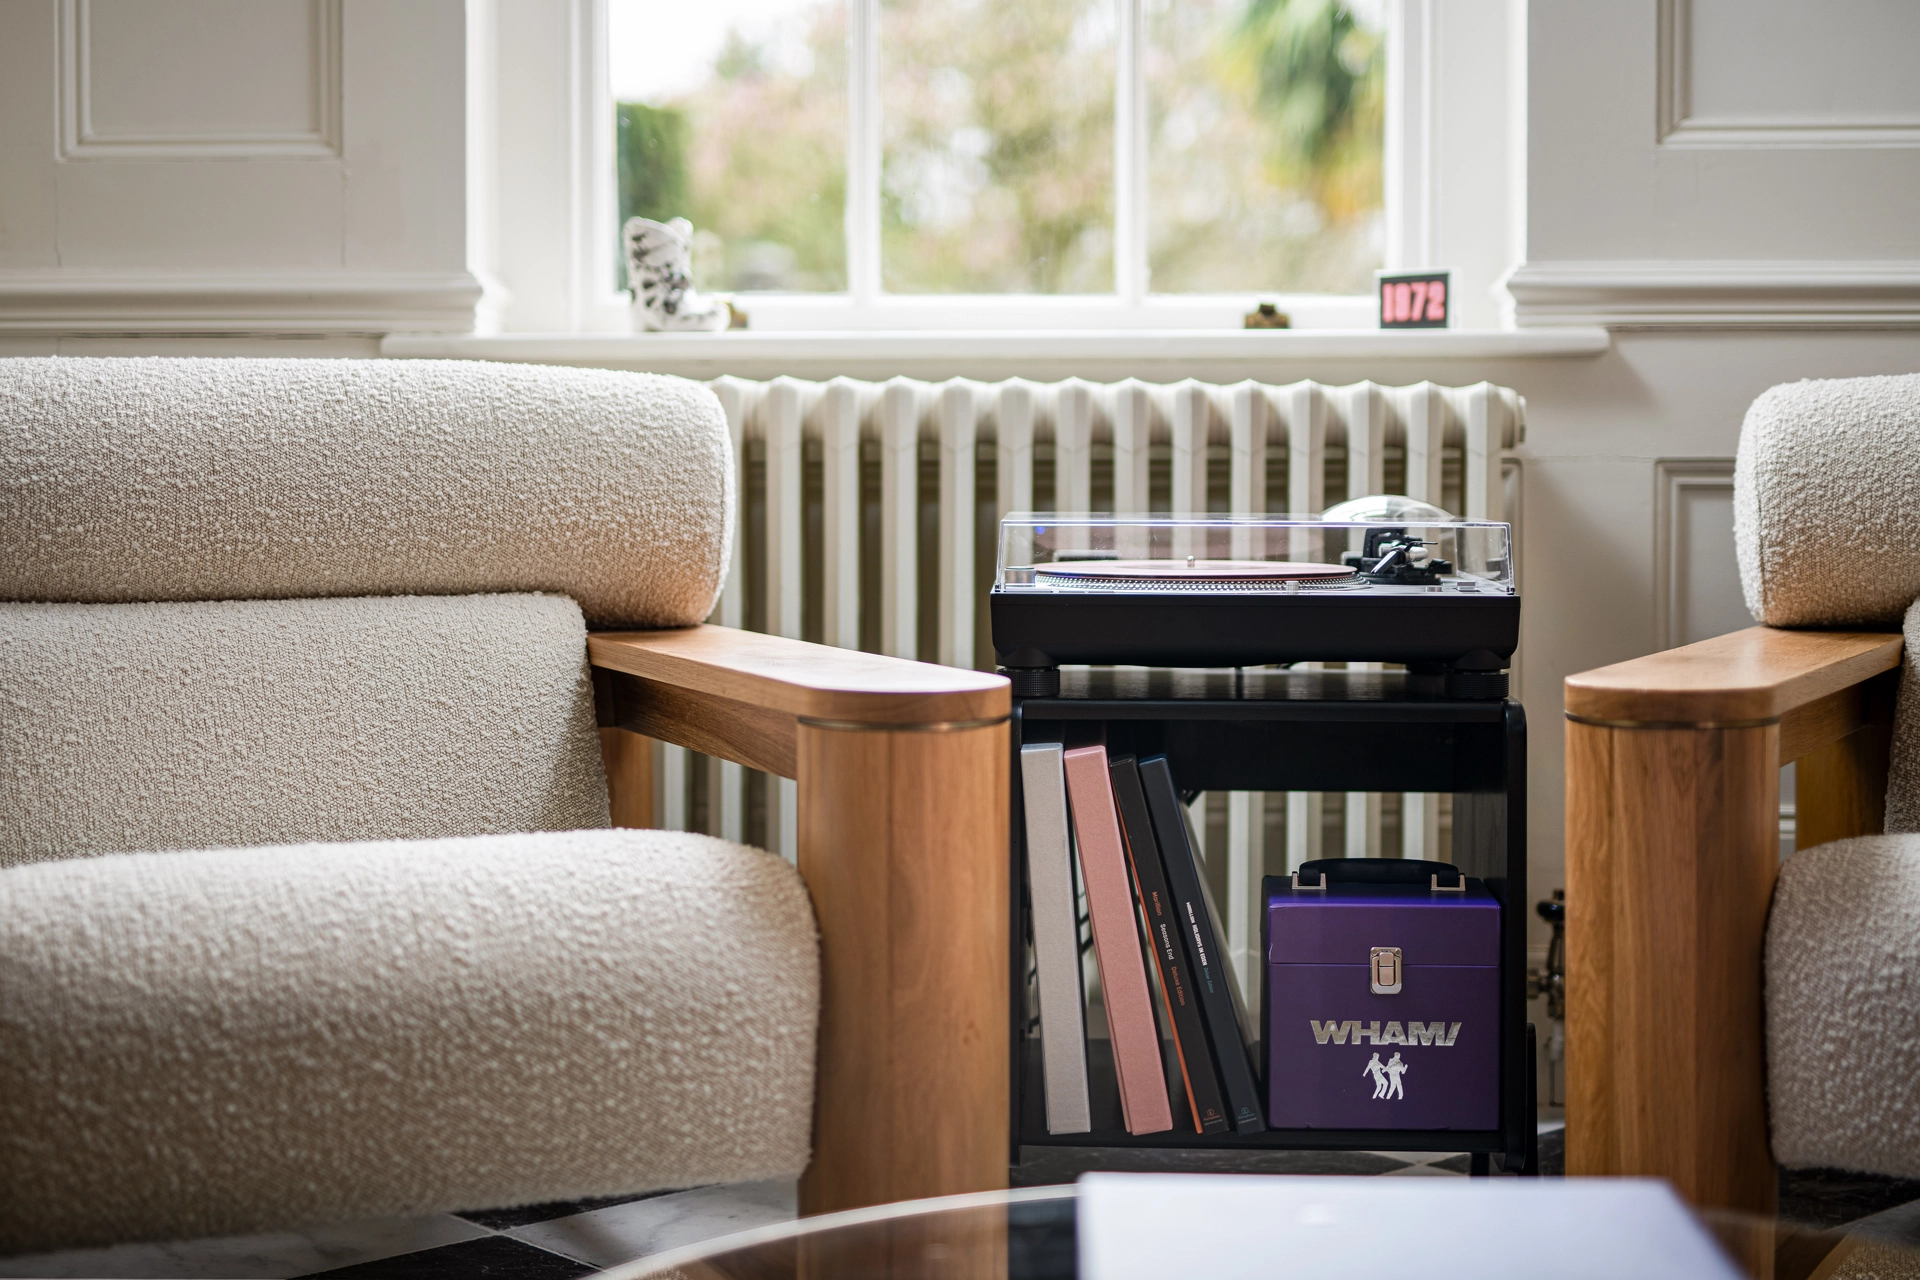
[1796,723,1890,850]
[796,719,1010,1216]
[1566,719,1779,1217]
[599,727,655,829]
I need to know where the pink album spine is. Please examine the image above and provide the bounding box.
[1063,745,1173,1135]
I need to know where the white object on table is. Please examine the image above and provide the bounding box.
[1077,1174,1742,1280]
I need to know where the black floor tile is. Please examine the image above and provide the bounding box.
[1007,1196,1077,1280]
[1535,1126,1565,1176]
[455,1189,684,1230]
[1779,1166,1920,1231]
[1012,1144,1409,1184]
[300,1237,595,1279]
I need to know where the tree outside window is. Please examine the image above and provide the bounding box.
[609,0,1383,298]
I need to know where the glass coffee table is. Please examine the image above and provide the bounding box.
[592,1185,1920,1280]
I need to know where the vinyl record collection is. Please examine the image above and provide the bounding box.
[1021,742,1265,1136]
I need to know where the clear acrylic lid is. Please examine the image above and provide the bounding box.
[994,513,1514,595]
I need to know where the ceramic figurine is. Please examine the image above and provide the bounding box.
[624,216,731,333]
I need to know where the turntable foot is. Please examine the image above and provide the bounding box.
[1003,667,1060,699]
[1447,669,1509,700]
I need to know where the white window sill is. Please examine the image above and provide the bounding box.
[380,327,1609,376]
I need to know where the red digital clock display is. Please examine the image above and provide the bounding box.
[1378,270,1450,329]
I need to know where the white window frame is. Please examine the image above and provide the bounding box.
[484,0,1516,335]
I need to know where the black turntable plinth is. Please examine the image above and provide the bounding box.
[990,516,1520,699]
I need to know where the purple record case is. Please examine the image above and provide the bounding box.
[1265,881,1501,1131]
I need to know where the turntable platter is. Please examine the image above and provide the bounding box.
[1034,559,1354,585]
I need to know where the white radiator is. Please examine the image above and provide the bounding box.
[653,376,1524,994]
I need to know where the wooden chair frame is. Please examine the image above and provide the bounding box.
[587,625,1011,1217]
[1564,625,1902,1216]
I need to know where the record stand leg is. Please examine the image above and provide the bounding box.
[1518,1023,1540,1176]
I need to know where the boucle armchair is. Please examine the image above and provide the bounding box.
[0,357,1009,1255]
[1565,373,1920,1218]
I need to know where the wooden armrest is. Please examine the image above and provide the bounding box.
[590,625,1007,724]
[1565,625,1900,725]
[589,624,1013,1217]
[589,624,1010,777]
[1567,625,1902,1220]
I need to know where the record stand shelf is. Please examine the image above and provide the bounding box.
[1007,665,1537,1176]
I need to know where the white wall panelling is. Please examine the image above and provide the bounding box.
[1512,0,1920,328]
[0,0,480,332]
[1504,261,1920,330]
[60,0,342,160]
[1657,0,1920,149]
[1653,458,1748,651]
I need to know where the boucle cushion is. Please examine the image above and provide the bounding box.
[0,593,609,867]
[1735,373,1920,628]
[0,356,732,628]
[1885,599,1920,833]
[0,828,819,1254]
[1767,834,1920,1176]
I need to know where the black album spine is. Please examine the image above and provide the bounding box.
[1139,754,1269,1135]
[1109,754,1231,1135]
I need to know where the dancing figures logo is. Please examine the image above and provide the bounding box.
[1363,1052,1408,1100]
[1308,1019,1466,1103]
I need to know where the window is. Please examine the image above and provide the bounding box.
[607,0,1385,316]
[611,0,848,292]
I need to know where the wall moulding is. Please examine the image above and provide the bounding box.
[0,272,485,334]
[1656,0,1920,150]
[58,0,344,160]
[1504,261,1920,329]
[1652,458,1739,652]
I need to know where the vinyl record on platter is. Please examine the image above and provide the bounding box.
[1033,559,1355,587]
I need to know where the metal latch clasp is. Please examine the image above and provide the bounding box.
[1370,946,1403,995]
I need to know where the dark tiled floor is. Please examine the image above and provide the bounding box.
[303,1236,595,1279]
[1012,1144,1410,1183]
[1535,1125,1565,1176]
[1779,1167,1920,1231]
[453,1190,678,1231]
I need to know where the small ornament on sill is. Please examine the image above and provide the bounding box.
[1377,269,1451,329]
[624,216,732,333]
[1244,302,1290,329]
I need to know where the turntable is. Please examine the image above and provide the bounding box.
[989,500,1518,698]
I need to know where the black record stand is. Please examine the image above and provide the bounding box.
[1009,665,1536,1176]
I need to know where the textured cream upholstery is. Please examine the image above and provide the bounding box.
[0,594,609,867]
[0,357,817,1254]
[1734,372,1920,629]
[1768,835,1920,1175]
[0,829,818,1254]
[0,356,732,628]
[1887,599,1920,833]
[1734,378,1920,829]
[1741,374,1920,1175]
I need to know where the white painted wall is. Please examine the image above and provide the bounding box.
[0,0,480,337]
[1502,0,1920,930]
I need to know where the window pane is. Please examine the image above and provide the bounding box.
[881,0,1116,294]
[1146,0,1384,294]
[611,0,848,293]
